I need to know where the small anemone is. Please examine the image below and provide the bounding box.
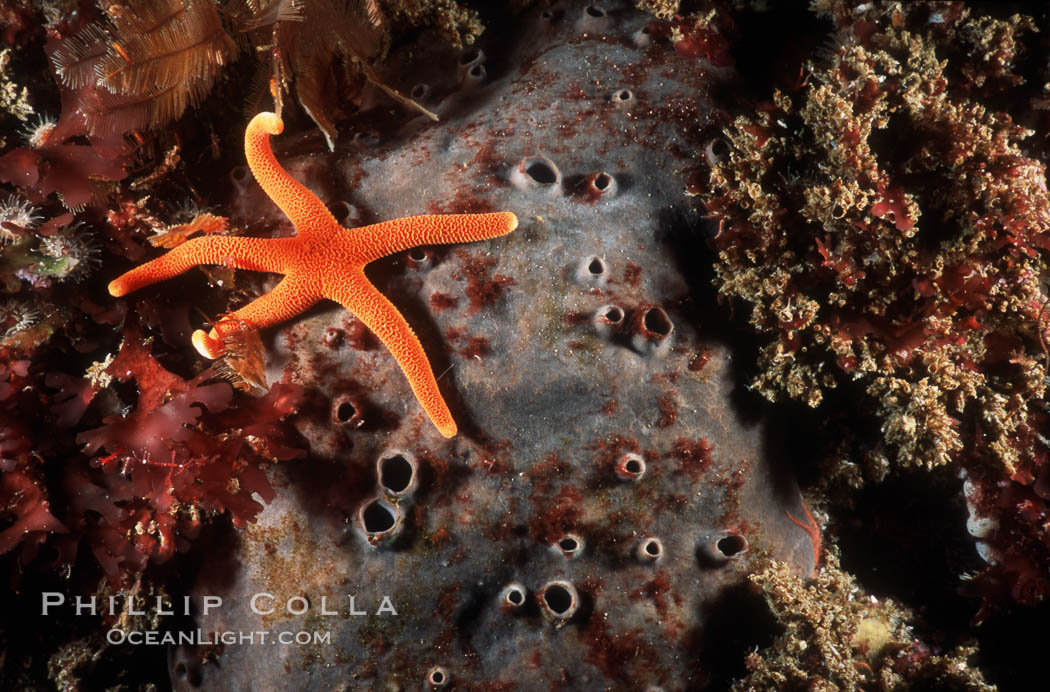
[0,195,41,243]
[0,298,41,339]
[172,199,211,224]
[23,114,56,149]
[39,224,102,282]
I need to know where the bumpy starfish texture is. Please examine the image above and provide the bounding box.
[109,112,518,438]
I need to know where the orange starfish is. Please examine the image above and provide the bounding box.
[109,112,518,438]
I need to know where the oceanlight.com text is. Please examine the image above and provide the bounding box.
[106,629,332,646]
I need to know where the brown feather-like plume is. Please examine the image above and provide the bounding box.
[50,0,236,136]
[279,0,434,148]
[234,0,304,30]
[50,23,111,90]
[98,0,235,97]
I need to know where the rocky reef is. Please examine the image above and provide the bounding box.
[0,0,1046,690]
[172,7,815,687]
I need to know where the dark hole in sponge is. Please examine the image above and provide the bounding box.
[717,534,747,557]
[336,400,357,422]
[362,501,396,533]
[586,4,605,18]
[643,308,672,336]
[525,160,558,184]
[543,585,573,614]
[710,139,729,160]
[380,455,413,493]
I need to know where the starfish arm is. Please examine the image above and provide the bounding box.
[328,273,457,438]
[108,236,296,297]
[246,112,340,239]
[191,276,320,358]
[354,212,518,262]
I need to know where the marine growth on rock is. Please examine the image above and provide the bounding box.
[0,0,1043,690]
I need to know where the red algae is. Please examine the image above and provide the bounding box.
[444,326,490,360]
[581,615,663,683]
[630,570,673,619]
[671,437,713,480]
[527,452,570,494]
[434,583,461,618]
[529,485,583,544]
[343,315,378,351]
[656,393,679,428]
[623,261,642,288]
[455,250,516,315]
[429,291,459,312]
[588,433,642,476]
[687,347,711,372]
